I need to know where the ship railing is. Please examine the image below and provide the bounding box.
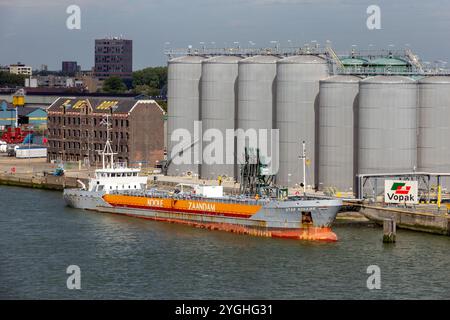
[139,190,264,205]
[112,162,129,169]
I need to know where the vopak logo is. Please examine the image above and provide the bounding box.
[391,182,411,195]
[384,180,418,204]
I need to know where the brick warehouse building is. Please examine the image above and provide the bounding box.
[46,97,164,167]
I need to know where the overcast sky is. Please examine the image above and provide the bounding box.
[0,0,449,70]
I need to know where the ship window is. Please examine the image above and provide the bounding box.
[98,185,104,191]
[301,212,313,225]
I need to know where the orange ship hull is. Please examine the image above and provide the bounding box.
[98,194,339,242]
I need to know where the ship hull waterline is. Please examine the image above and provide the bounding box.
[63,190,341,242]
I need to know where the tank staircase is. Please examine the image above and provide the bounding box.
[404,48,424,73]
[325,46,344,75]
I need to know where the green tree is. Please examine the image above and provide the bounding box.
[102,76,127,93]
[155,100,167,112]
[132,84,160,97]
[0,71,26,87]
[132,66,167,95]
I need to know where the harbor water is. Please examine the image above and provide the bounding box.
[0,186,449,299]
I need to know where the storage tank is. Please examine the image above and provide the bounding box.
[237,55,279,175]
[201,56,242,180]
[358,76,417,175]
[418,76,450,188]
[167,55,205,176]
[276,55,329,188]
[318,75,360,192]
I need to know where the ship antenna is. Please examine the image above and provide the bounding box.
[98,114,116,169]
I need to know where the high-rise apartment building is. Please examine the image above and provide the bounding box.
[94,37,133,81]
[62,61,79,75]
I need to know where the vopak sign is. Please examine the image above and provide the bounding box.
[384,180,418,204]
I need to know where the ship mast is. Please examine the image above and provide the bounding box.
[299,140,307,195]
[98,114,116,169]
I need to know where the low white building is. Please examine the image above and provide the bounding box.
[9,63,32,76]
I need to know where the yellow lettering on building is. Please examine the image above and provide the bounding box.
[97,100,118,110]
[61,99,72,109]
[72,100,87,109]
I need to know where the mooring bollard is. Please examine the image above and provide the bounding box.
[383,218,396,243]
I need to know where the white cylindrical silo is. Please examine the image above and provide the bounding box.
[318,75,360,192]
[201,56,242,180]
[237,55,280,174]
[358,76,417,175]
[167,55,205,176]
[276,55,329,188]
[418,76,450,188]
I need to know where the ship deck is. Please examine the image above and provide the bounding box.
[107,189,338,206]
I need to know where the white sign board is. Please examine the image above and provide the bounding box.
[384,180,418,204]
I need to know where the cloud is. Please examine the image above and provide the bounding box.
[238,0,358,5]
[0,0,61,7]
[0,0,164,7]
